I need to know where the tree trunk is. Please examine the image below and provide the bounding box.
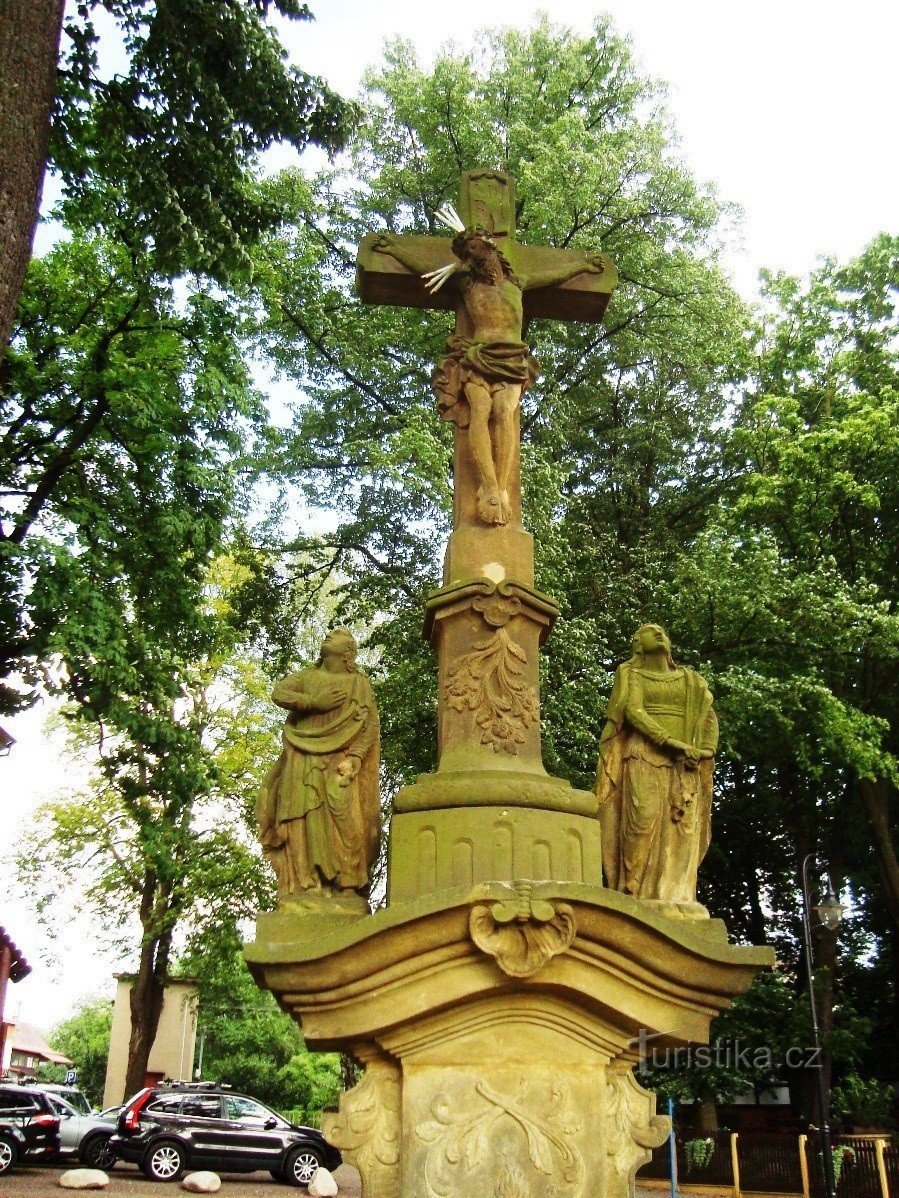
[0,0,64,357]
[857,777,899,930]
[121,872,174,1101]
[122,930,172,1101]
[340,1053,360,1091]
[697,1097,719,1135]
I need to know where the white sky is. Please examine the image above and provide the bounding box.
[3,0,897,1035]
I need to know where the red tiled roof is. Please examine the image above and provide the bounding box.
[7,1022,74,1067]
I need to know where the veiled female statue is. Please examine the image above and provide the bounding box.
[257,628,380,909]
[596,625,718,913]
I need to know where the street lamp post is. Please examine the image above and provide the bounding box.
[801,854,845,1198]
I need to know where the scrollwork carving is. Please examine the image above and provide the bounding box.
[603,1067,670,1180]
[322,1060,401,1198]
[415,1080,584,1198]
[469,882,576,977]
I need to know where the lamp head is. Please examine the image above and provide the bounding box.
[814,881,845,932]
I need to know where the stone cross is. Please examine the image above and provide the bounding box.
[356,169,618,583]
[356,169,616,323]
[356,169,618,844]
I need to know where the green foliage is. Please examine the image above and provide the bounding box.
[185,938,340,1126]
[49,998,113,1109]
[831,1074,896,1131]
[0,232,267,715]
[252,16,747,796]
[684,1137,716,1173]
[53,0,354,281]
[831,1144,856,1186]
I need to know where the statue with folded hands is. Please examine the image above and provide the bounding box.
[596,624,718,915]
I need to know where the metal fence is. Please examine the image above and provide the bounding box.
[740,1130,805,1192]
[637,1130,896,1197]
[886,1141,899,1196]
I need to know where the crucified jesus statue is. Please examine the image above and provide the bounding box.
[372,219,608,525]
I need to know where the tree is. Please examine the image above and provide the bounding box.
[49,998,113,1109]
[0,0,352,359]
[1,229,267,716]
[0,0,64,354]
[15,565,285,1101]
[185,937,341,1124]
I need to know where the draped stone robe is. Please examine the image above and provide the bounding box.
[257,666,380,898]
[596,661,718,905]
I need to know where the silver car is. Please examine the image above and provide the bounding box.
[43,1093,119,1170]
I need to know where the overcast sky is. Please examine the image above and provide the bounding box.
[4,0,897,1037]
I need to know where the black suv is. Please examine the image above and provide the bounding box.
[0,1083,61,1175]
[110,1082,341,1185]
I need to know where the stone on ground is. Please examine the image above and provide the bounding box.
[309,1167,339,1197]
[58,1170,109,1190]
[181,1172,221,1193]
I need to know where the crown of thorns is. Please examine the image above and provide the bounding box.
[423,204,502,293]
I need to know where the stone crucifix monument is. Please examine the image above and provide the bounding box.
[245,170,773,1198]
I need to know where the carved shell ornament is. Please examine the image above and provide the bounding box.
[469,882,576,977]
[445,592,539,755]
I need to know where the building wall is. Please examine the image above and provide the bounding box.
[103,978,198,1109]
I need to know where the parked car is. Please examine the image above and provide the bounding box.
[0,1083,61,1175]
[44,1093,119,1169]
[110,1081,341,1185]
[18,1080,93,1116]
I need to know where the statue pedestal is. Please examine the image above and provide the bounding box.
[245,885,773,1198]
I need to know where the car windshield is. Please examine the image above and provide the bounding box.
[48,1096,78,1118]
[58,1090,92,1115]
[224,1095,282,1125]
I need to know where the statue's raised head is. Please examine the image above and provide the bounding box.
[630,623,674,667]
[318,627,359,672]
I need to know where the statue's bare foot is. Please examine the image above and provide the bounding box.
[499,490,513,523]
[477,486,505,524]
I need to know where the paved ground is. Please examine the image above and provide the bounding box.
[6,1164,715,1196]
[3,1163,362,1196]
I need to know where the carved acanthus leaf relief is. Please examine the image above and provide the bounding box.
[494,1156,530,1198]
[322,1064,401,1197]
[415,1080,584,1198]
[445,594,538,755]
[470,881,576,978]
[603,1068,670,1178]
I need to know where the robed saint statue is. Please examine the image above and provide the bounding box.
[257,629,380,908]
[596,624,718,912]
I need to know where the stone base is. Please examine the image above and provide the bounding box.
[387,805,602,903]
[324,1019,667,1198]
[442,525,535,588]
[245,883,774,1198]
[394,769,597,815]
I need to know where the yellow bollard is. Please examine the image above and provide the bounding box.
[798,1134,811,1198]
[875,1137,890,1198]
[731,1132,742,1198]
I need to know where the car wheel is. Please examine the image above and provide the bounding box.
[80,1133,117,1171]
[143,1139,186,1182]
[0,1136,17,1177]
[284,1145,323,1187]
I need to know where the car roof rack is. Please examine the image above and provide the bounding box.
[163,1079,231,1091]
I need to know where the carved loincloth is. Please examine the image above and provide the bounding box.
[432,335,539,427]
